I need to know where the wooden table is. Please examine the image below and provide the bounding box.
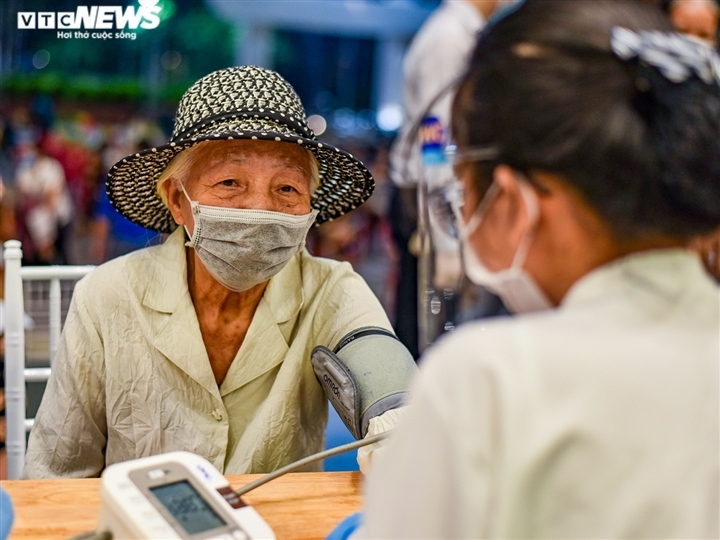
[1,472,363,540]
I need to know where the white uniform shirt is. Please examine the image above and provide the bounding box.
[389,0,485,188]
[24,228,394,478]
[363,250,720,539]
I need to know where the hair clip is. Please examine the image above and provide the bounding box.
[610,27,720,86]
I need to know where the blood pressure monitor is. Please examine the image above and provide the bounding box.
[98,452,275,539]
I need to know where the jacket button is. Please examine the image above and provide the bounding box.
[212,409,223,422]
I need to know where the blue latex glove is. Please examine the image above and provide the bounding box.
[0,487,14,540]
[326,512,362,540]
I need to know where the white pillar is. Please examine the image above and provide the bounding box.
[3,239,26,479]
[373,37,406,119]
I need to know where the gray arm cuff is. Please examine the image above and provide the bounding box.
[311,327,417,439]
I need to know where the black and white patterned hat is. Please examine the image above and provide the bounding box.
[107,66,374,232]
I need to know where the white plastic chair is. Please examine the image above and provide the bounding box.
[2,239,95,479]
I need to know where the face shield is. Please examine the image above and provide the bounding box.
[427,144,501,242]
[413,114,460,351]
[394,74,510,353]
[407,98,507,351]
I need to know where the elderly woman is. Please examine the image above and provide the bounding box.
[358,0,720,538]
[24,67,415,478]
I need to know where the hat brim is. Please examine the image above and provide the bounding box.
[107,118,374,233]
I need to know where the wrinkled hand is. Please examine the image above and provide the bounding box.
[690,228,720,280]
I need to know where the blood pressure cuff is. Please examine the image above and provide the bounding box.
[311,327,418,440]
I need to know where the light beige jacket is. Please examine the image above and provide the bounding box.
[24,228,393,478]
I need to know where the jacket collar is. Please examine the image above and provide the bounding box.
[142,228,304,319]
[142,228,188,314]
[140,228,305,397]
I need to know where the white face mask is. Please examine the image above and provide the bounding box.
[181,184,318,292]
[457,180,553,314]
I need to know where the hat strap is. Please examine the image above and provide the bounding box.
[172,109,314,142]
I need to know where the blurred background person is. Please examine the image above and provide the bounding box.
[663,0,720,280]
[665,0,720,281]
[389,0,512,358]
[665,0,720,46]
[14,139,73,265]
[89,141,160,263]
[691,227,720,280]
[361,0,720,537]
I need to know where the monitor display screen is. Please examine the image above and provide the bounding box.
[151,480,227,535]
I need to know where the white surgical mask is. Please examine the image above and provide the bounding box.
[457,180,553,313]
[181,184,318,292]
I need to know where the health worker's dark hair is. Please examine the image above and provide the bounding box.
[452,0,720,239]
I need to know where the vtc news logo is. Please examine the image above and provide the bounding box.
[17,0,162,31]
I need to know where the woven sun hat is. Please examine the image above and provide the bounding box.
[107,66,374,233]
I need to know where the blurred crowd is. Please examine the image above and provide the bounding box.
[0,105,164,264]
[0,103,398,310]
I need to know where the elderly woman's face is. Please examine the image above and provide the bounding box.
[181,139,314,215]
